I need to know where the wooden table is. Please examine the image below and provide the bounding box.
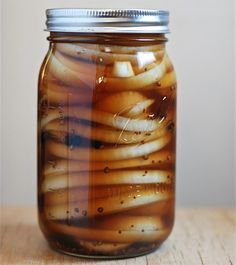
[0,207,235,265]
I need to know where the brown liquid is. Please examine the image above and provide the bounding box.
[38,33,176,258]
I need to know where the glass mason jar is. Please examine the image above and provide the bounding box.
[38,9,176,259]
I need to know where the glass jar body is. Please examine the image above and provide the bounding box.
[38,33,176,258]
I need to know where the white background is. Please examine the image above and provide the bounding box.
[1,0,235,206]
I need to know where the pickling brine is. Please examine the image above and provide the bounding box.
[38,9,176,259]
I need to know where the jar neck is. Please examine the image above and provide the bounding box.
[48,32,168,46]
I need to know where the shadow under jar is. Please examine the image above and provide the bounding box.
[38,8,177,259]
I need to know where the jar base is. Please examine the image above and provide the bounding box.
[48,241,162,260]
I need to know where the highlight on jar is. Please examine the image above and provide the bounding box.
[38,41,176,256]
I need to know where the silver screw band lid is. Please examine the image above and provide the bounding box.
[46,9,170,33]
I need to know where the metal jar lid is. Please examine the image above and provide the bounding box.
[46,8,169,33]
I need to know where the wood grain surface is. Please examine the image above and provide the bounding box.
[0,207,235,265]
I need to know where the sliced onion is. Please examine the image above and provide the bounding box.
[43,150,175,176]
[42,170,173,192]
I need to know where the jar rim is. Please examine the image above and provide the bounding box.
[46,8,170,33]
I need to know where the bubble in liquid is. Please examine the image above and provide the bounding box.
[118,230,122,234]
[141,229,145,233]
[120,201,124,204]
[143,155,149,160]
[104,167,110,173]
[97,207,104,213]
[82,210,87,216]
[92,140,103,149]
[41,132,50,142]
[157,81,161,87]
[167,122,175,132]
[74,208,79,213]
